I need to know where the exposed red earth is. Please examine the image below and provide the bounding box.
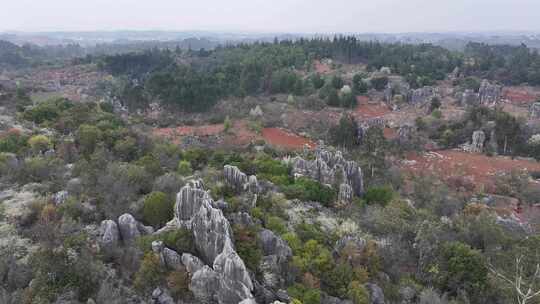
[153,122,315,150]
[401,149,540,191]
[262,128,316,150]
[503,87,539,104]
[354,96,391,120]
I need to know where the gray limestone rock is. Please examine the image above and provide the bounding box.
[169,181,255,303]
[152,287,175,304]
[530,102,540,119]
[99,220,120,253]
[367,283,385,304]
[182,253,205,274]
[478,80,502,105]
[117,213,141,243]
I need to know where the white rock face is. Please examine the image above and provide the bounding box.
[167,181,255,304]
[289,146,364,201]
[99,220,120,253]
[223,165,260,194]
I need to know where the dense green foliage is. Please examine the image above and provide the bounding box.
[142,191,174,228]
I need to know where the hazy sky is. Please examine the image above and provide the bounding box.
[1,0,539,33]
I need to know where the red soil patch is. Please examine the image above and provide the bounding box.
[402,150,540,190]
[354,97,391,120]
[503,88,538,104]
[383,128,398,140]
[314,60,332,74]
[262,128,316,150]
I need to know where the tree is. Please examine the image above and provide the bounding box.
[353,74,368,95]
[489,236,540,304]
[327,89,340,107]
[371,76,389,91]
[142,191,173,228]
[77,124,101,156]
[28,135,51,155]
[329,114,358,148]
[312,73,325,89]
[177,160,193,176]
[439,242,488,298]
[331,75,344,89]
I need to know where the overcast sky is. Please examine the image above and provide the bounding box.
[1,0,539,33]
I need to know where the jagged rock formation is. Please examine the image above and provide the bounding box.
[530,102,540,119]
[460,89,478,105]
[397,125,414,145]
[164,181,255,304]
[478,80,502,105]
[289,146,364,202]
[258,229,292,289]
[117,213,141,243]
[408,86,438,105]
[152,288,175,304]
[224,165,260,194]
[366,283,385,304]
[99,220,120,254]
[338,183,353,204]
[249,105,263,117]
[152,241,184,271]
[383,77,410,103]
[463,130,486,153]
[99,213,153,252]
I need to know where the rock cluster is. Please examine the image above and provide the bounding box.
[224,165,260,194]
[383,77,410,103]
[478,80,502,105]
[530,102,540,119]
[408,86,438,105]
[258,229,293,289]
[463,130,486,153]
[98,213,154,254]
[165,180,255,304]
[288,145,364,203]
[460,89,479,105]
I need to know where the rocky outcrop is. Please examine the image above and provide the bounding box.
[99,220,120,254]
[166,181,255,304]
[117,213,141,243]
[289,146,364,202]
[338,183,353,204]
[152,288,175,304]
[463,130,485,153]
[152,241,184,271]
[366,283,385,304]
[224,165,260,194]
[478,80,502,105]
[99,213,152,252]
[460,89,478,105]
[408,86,438,105]
[258,229,293,290]
[530,102,540,119]
[182,253,205,274]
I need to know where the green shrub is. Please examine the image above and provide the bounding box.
[0,129,28,154]
[134,253,166,294]
[321,263,355,298]
[265,215,288,235]
[167,268,190,299]
[348,281,370,304]
[28,134,51,154]
[364,186,394,206]
[136,154,163,177]
[143,191,174,228]
[161,228,196,255]
[283,177,336,206]
[288,283,322,304]
[438,241,488,296]
[28,247,100,302]
[77,124,102,156]
[233,224,262,271]
[23,98,72,124]
[177,160,193,176]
